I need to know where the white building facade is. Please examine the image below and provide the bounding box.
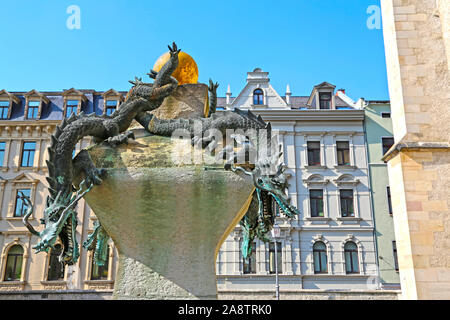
[216,69,379,294]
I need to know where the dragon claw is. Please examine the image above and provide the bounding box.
[208,79,219,92]
[147,70,158,79]
[105,131,135,147]
[168,42,181,57]
[86,168,105,186]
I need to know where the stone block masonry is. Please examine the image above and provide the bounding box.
[381,0,450,300]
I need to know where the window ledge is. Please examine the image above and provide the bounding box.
[40,280,68,289]
[305,165,327,170]
[0,281,26,291]
[336,217,362,222]
[305,217,331,221]
[84,280,114,285]
[334,165,357,170]
[14,166,38,172]
[84,280,114,290]
[6,217,32,221]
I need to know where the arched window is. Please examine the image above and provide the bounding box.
[313,241,327,274]
[4,245,24,281]
[47,244,65,281]
[90,246,110,280]
[344,241,359,274]
[253,89,264,105]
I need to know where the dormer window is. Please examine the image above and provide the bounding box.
[0,101,9,119]
[66,100,79,118]
[253,89,264,105]
[319,93,331,109]
[27,101,40,119]
[102,89,124,116]
[24,90,49,120]
[0,90,20,120]
[307,82,336,110]
[62,88,87,119]
[105,100,118,116]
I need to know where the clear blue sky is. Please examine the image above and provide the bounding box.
[0,0,388,100]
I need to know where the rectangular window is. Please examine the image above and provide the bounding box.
[310,189,324,217]
[27,101,40,119]
[387,186,393,215]
[47,244,65,281]
[393,241,399,272]
[91,247,109,280]
[319,92,331,109]
[273,201,280,217]
[269,242,282,274]
[14,188,31,217]
[382,137,395,155]
[307,141,321,166]
[105,100,117,116]
[21,141,36,167]
[66,100,79,118]
[336,141,350,165]
[243,242,256,274]
[340,189,354,217]
[0,101,9,119]
[381,112,391,118]
[0,142,5,167]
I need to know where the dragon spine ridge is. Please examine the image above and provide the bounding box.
[25,42,183,265]
[147,108,269,137]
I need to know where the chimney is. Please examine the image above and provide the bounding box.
[285,84,291,106]
[226,84,232,105]
[337,88,346,95]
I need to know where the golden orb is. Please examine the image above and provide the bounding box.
[153,51,198,85]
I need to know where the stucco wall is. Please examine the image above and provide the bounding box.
[364,104,399,286]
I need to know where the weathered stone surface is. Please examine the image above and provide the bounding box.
[381,0,450,300]
[81,131,254,299]
[150,83,209,120]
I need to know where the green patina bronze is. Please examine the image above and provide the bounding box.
[82,220,110,267]
[21,41,300,276]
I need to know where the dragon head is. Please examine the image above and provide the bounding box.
[229,143,300,259]
[252,162,300,220]
[22,181,92,266]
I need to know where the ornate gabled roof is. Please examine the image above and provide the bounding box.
[0,90,20,104]
[313,81,336,89]
[62,88,87,102]
[62,88,88,102]
[307,82,337,106]
[24,89,50,104]
[102,89,123,99]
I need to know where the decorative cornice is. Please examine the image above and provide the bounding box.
[24,90,50,104]
[62,88,87,102]
[253,109,364,121]
[0,90,21,104]
[382,141,450,162]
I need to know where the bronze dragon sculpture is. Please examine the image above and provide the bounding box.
[22,42,300,267]
[22,43,182,265]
